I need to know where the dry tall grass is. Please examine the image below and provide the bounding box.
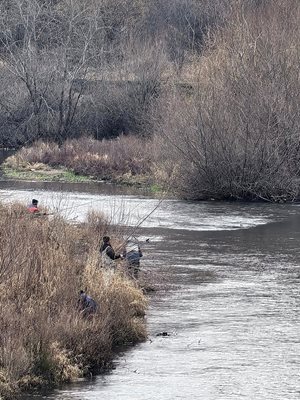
[0,203,147,399]
[4,135,153,183]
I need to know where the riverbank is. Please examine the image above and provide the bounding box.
[1,164,153,189]
[1,183,299,400]
[3,133,299,202]
[1,137,154,188]
[0,202,147,399]
[1,164,92,183]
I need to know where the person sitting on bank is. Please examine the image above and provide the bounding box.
[28,199,40,214]
[27,199,47,216]
[78,290,97,318]
[124,239,143,279]
[100,236,121,268]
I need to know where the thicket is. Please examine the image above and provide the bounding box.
[2,0,300,201]
[0,0,230,146]
[4,135,153,182]
[153,0,300,201]
[0,203,147,399]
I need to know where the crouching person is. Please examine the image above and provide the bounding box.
[27,199,47,216]
[28,199,40,214]
[78,290,97,319]
[100,236,121,270]
[124,240,143,279]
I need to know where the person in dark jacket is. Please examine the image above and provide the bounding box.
[78,290,97,318]
[100,236,121,268]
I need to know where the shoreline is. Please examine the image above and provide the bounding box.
[0,168,294,204]
[0,202,149,400]
[1,144,297,203]
[0,164,164,195]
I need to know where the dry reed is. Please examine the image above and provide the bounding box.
[0,203,147,399]
[4,136,153,183]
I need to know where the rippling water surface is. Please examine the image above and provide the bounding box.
[1,181,299,400]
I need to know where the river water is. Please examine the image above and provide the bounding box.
[0,180,300,400]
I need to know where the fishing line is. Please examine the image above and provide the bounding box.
[115,177,173,251]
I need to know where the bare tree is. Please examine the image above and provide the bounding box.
[0,0,106,145]
[153,0,300,201]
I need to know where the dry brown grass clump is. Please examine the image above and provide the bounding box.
[0,203,147,399]
[4,135,153,183]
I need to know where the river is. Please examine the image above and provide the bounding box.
[0,180,300,400]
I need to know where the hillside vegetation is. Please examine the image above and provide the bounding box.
[1,0,300,201]
[0,204,147,399]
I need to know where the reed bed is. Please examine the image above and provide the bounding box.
[4,136,153,183]
[0,203,147,399]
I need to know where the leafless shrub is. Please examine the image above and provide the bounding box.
[153,0,300,201]
[0,0,233,147]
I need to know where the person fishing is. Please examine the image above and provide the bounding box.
[28,199,40,214]
[27,199,47,216]
[78,290,97,318]
[123,238,143,279]
[100,236,121,269]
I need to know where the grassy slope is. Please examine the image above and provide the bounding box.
[0,203,147,399]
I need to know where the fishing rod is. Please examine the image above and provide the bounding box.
[114,176,174,252]
[34,171,174,248]
[43,193,142,219]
